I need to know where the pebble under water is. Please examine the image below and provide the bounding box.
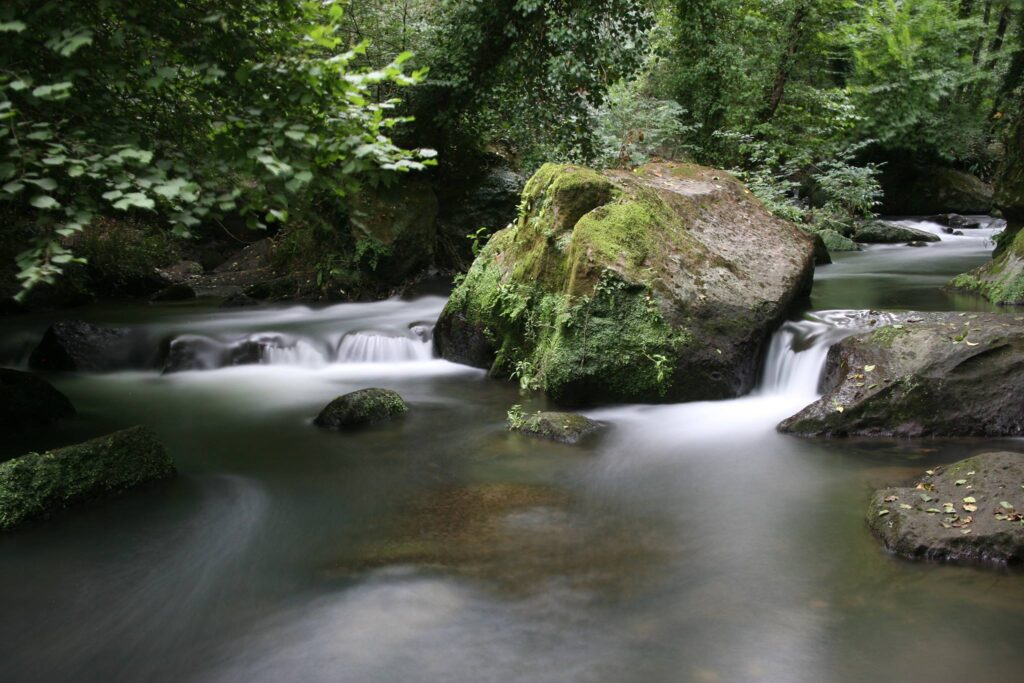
[1,217,1022,683]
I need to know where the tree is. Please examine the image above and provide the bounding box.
[0,0,433,297]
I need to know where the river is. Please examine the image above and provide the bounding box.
[1,217,1021,683]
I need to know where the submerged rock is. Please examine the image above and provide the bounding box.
[508,409,602,445]
[435,162,816,404]
[314,388,408,430]
[851,220,940,244]
[29,320,139,372]
[161,334,279,373]
[778,312,1024,437]
[333,482,668,594]
[867,451,1024,569]
[0,426,175,531]
[0,369,75,432]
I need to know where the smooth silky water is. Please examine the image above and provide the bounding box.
[1,218,1022,682]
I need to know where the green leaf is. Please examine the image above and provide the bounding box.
[2,181,24,195]
[30,195,60,209]
[32,82,74,100]
[112,192,155,210]
[0,21,27,33]
[25,178,58,191]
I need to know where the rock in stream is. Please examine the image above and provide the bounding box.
[868,451,1024,569]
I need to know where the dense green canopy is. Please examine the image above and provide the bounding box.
[1,0,1022,297]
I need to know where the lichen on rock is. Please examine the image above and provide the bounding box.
[435,162,816,404]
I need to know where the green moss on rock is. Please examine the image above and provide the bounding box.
[951,226,1024,305]
[818,228,860,252]
[507,408,602,445]
[0,426,175,531]
[436,162,816,404]
[314,388,408,430]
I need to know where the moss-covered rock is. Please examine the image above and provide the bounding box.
[994,111,1024,228]
[851,219,940,244]
[435,162,816,404]
[818,228,860,252]
[778,312,1024,437]
[867,451,1024,569]
[0,369,75,433]
[0,426,175,531]
[951,113,1024,305]
[951,227,1024,305]
[313,388,408,430]
[507,408,602,445]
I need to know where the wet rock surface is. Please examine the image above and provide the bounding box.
[851,220,941,244]
[508,410,602,445]
[0,426,175,531]
[867,451,1024,569]
[436,162,816,404]
[314,388,408,430]
[29,320,144,372]
[779,311,1024,437]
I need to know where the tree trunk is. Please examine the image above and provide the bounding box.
[974,1,993,65]
[986,5,1013,69]
[760,1,810,123]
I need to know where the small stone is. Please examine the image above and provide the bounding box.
[508,410,603,445]
[314,388,408,430]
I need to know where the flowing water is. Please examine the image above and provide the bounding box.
[1,218,1022,683]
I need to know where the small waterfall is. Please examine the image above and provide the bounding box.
[757,320,833,398]
[261,339,329,367]
[335,330,433,363]
[756,310,887,399]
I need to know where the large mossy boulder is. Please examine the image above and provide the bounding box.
[0,369,75,432]
[878,164,993,215]
[867,452,1024,569]
[314,388,408,430]
[29,320,140,372]
[0,426,175,530]
[435,163,816,404]
[951,114,1024,305]
[778,312,1024,437]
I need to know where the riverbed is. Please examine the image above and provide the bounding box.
[1,217,1021,683]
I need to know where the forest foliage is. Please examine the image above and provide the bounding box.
[1,0,1023,296]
